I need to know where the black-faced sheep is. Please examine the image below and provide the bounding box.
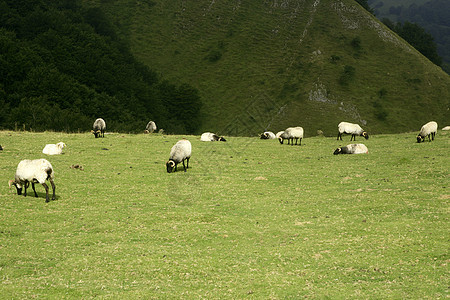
[166,139,192,173]
[9,159,56,202]
[260,131,276,139]
[42,142,66,155]
[91,118,106,138]
[144,121,157,134]
[200,132,226,142]
[337,122,368,141]
[333,143,368,155]
[417,121,438,143]
[278,127,304,145]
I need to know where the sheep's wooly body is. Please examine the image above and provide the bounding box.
[145,121,157,133]
[334,143,368,155]
[42,142,66,155]
[337,122,368,141]
[167,139,192,173]
[92,118,106,138]
[200,132,226,142]
[442,126,450,131]
[10,159,55,202]
[260,131,276,139]
[279,127,304,145]
[417,121,438,143]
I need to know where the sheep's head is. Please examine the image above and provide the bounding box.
[333,147,342,155]
[144,130,150,134]
[260,133,268,139]
[8,179,22,195]
[278,137,284,144]
[362,132,369,140]
[91,130,101,138]
[166,160,176,173]
[417,135,424,143]
[218,136,226,142]
[57,142,66,149]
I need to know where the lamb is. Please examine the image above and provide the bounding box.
[337,122,368,141]
[91,118,106,138]
[442,126,450,131]
[144,121,157,134]
[42,142,66,155]
[417,121,438,143]
[8,159,56,202]
[278,127,304,145]
[166,139,192,173]
[260,131,276,139]
[200,132,226,142]
[333,143,368,155]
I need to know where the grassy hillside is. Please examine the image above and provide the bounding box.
[0,130,448,297]
[83,0,449,136]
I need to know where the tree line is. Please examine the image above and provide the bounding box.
[0,0,202,133]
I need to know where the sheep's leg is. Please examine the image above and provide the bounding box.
[299,138,302,146]
[337,133,342,140]
[351,134,355,141]
[31,182,38,197]
[186,157,190,169]
[182,159,187,172]
[49,178,56,200]
[23,181,29,197]
[42,183,50,202]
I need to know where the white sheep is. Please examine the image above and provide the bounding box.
[442,126,450,131]
[278,127,304,145]
[260,131,276,139]
[144,121,157,133]
[200,132,226,142]
[333,143,368,155]
[275,131,284,139]
[337,122,369,141]
[417,121,438,143]
[42,142,66,155]
[91,118,106,138]
[166,139,192,173]
[8,159,56,202]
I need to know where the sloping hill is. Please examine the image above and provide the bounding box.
[88,0,450,136]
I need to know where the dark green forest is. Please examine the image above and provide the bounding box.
[0,0,202,133]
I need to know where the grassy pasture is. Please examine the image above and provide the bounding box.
[0,130,448,298]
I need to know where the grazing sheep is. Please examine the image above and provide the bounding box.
[333,143,368,155]
[200,132,226,142]
[42,142,66,155]
[337,122,368,141]
[260,131,276,139]
[144,121,157,134]
[442,126,450,131]
[91,118,106,138]
[275,131,284,139]
[9,159,56,202]
[417,121,438,143]
[278,127,304,145]
[166,139,192,173]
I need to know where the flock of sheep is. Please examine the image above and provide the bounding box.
[5,118,442,202]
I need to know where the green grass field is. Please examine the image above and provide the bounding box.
[0,130,448,298]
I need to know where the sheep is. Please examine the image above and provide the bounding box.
[417,121,438,143]
[442,126,450,131]
[260,131,276,139]
[91,118,106,138]
[278,127,304,145]
[166,139,192,173]
[8,159,56,202]
[337,122,368,141]
[275,131,284,139]
[144,121,157,134]
[42,142,66,155]
[200,132,226,142]
[333,143,368,155]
